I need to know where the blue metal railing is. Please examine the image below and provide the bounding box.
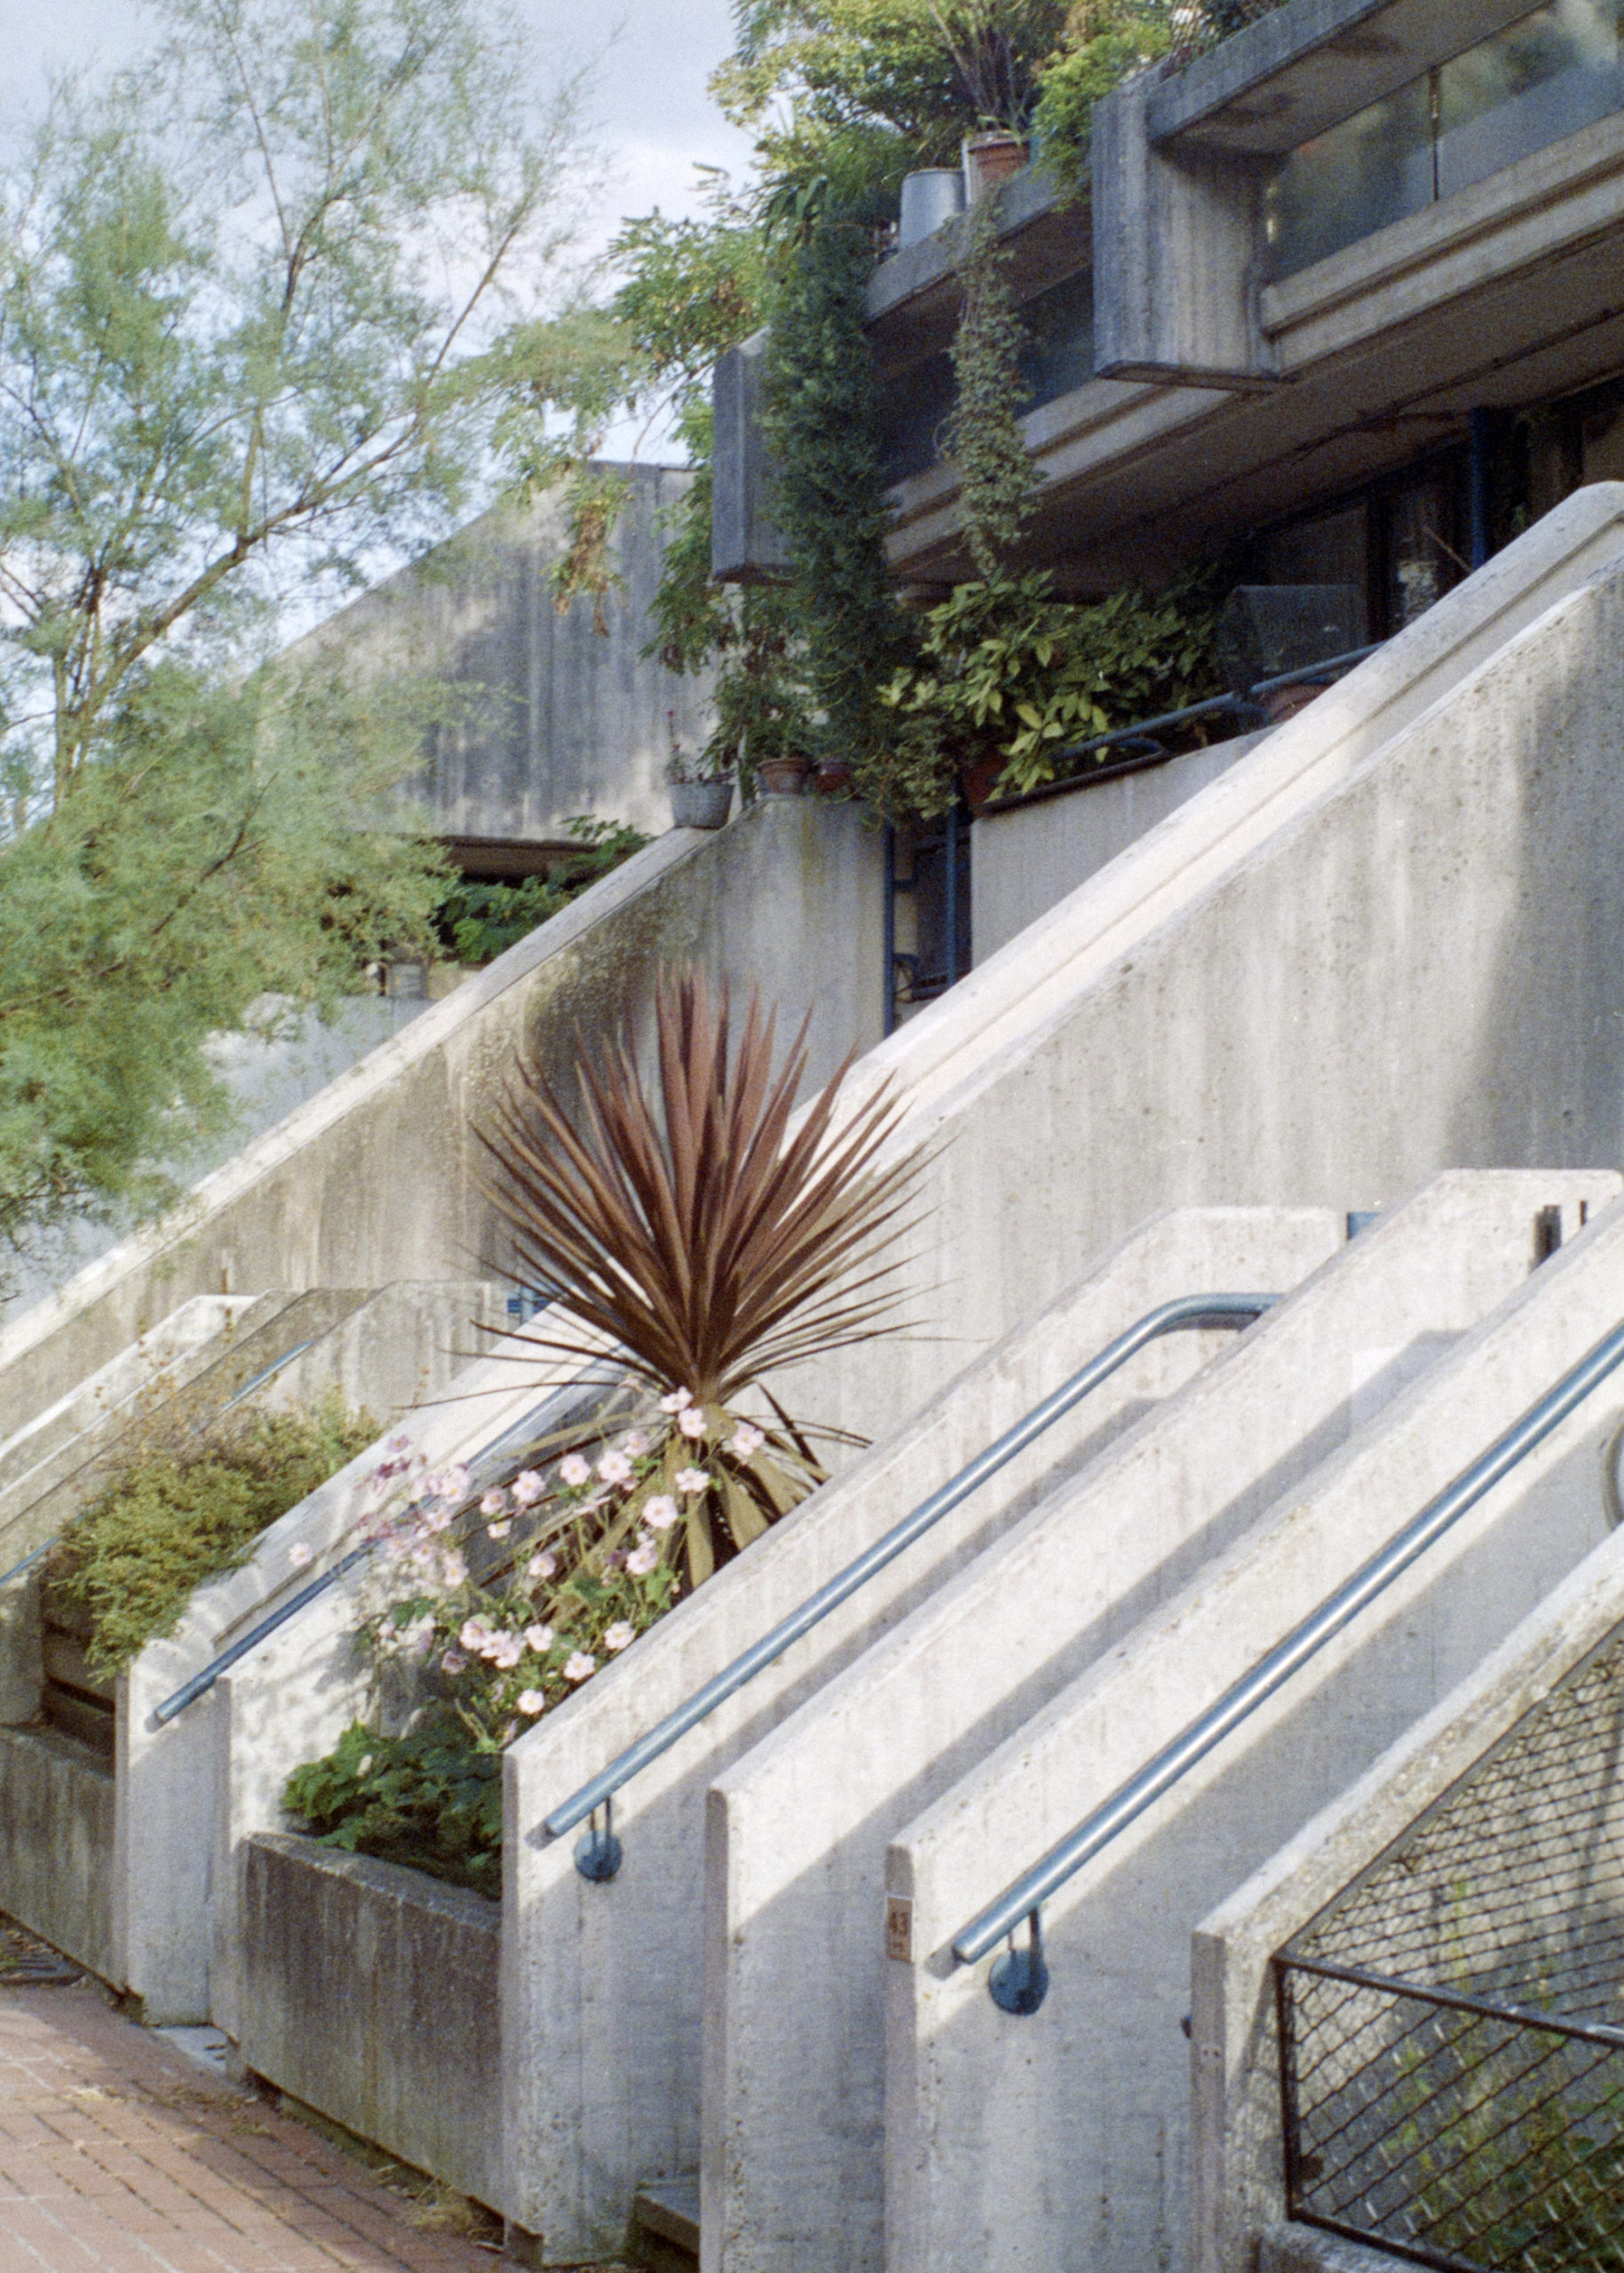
[151,1372,626,1726]
[952,1311,1624,2015]
[545,1292,1279,1880]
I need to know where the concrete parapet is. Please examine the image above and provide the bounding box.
[705,1172,1617,2273]
[0,798,886,1448]
[769,486,1624,1467]
[1257,2223,1412,2273]
[1192,1470,1624,2273]
[0,1725,115,1979]
[501,1206,1340,2261]
[239,1833,501,2211]
[882,1178,1624,2273]
[970,730,1265,964]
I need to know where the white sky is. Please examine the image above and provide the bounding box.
[0,0,758,457]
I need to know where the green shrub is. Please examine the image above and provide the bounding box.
[283,1712,505,1899]
[49,1391,376,1676]
[431,816,648,969]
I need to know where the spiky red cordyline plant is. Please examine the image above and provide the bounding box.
[472,969,926,1583]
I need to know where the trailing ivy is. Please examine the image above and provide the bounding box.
[947,190,1042,578]
[762,180,902,780]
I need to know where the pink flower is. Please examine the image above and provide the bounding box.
[675,1467,709,1496]
[727,1422,765,1459]
[287,1542,313,1569]
[626,1537,660,1577]
[598,1450,634,1486]
[441,1650,467,1675]
[524,1623,554,1653]
[558,1453,591,1488]
[486,1632,523,1670]
[622,1430,650,1458]
[517,1691,545,1715]
[441,1465,471,1502]
[677,1406,707,1439]
[511,1469,546,1507]
[527,1551,558,1582]
[439,1552,468,1588]
[460,1619,490,1653]
[603,1622,635,1653]
[480,1488,510,1518]
[659,1387,693,1414]
[642,1494,678,1532]
[487,1519,513,1540]
[563,1651,596,1683]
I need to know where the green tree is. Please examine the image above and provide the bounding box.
[0,0,598,1274]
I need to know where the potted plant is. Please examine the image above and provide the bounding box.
[666,723,735,830]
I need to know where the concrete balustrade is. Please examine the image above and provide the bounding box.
[883,1184,1624,2273]
[499,1206,1341,2261]
[1192,1469,1624,2273]
[705,1173,1619,2273]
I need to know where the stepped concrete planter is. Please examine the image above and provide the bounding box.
[240,1834,501,2210]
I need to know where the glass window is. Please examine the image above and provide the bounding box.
[1264,0,1624,282]
[1438,0,1624,194]
[1265,77,1435,280]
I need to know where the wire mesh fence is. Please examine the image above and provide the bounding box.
[1275,1628,1624,2273]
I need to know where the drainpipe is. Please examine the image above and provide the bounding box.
[1469,408,1494,571]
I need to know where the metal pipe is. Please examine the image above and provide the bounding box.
[152,1374,625,1725]
[883,823,898,1038]
[1279,1952,1624,2053]
[1051,644,1382,769]
[543,1292,1279,1848]
[953,1312,1624,1973]
[1469,407,1494,570]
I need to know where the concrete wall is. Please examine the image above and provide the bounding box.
[0,1727,115,1980]
[0,798,887,1446]
[240,1834,501,2209]
[970,731,1265,963]
[883,1180,1624,2273]
[705,1173,1616,2273]
[759,487,1624,1470]
[1192,1490,1624,2273]
[292,463,712,850]
[502,1207,1341,2261]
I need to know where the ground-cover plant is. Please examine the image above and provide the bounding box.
[431,818,649,970]
[47,1391,376,1678]
[284,968,927,1889]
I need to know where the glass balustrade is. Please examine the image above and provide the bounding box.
[1266,0,1624,282]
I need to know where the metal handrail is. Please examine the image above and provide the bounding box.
[1048,644,1384,769]
[544,1291,1279,1873]
[152,1373,626,1726]
[952,1311,1624,2008]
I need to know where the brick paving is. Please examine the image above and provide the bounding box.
[0,1984,503,2273]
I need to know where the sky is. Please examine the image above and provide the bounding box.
[0,0,759,455]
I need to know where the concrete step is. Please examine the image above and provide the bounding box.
[880,1186,1624,2273]
[631,2175,700,2271]
[701,1171,1617,2273]
[498,1204,1342,2261]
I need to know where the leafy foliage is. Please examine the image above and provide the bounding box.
[48,1391,376,1676]
[432,818,648,969]
[0,0,600,1265]
[0,662,448,1265]
[877,564,1227,808]
[283,1712,505,1898]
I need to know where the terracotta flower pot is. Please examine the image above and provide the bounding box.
[812,757,854,797]
[757,755,812,796]
[959,753,1006,813]
[669,779,734,829]
[964,133,1028,203]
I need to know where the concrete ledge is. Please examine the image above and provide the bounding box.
[239,1833,501,2209]
[1260,2222,1414,2273]
[0,1725,115,1982]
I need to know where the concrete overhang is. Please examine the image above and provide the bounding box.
[1147,0,1552,156]
[863,168,1089,376]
